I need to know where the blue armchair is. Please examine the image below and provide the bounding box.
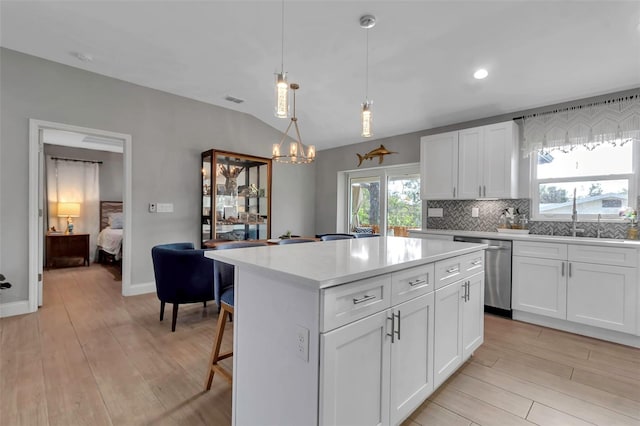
[151,242,215,332]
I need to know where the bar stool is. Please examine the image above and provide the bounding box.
[204,241,266,390]
[205,287,234,388]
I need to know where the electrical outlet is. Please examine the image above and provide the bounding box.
[149,203,156,213]
[472,207,479,218]
[296,325,309,362]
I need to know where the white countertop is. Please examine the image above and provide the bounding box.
[410,229,640,248]
[204,236,487,289]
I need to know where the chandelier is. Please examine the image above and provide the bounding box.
[272,83,316,164]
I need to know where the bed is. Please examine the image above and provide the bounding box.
[97,201,123,264]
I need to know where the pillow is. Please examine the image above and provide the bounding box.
[109,212,124,229]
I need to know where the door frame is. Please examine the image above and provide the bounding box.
[28,119,132,312]
[340,163,420,234]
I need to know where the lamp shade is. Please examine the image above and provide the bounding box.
[57,202,81,217]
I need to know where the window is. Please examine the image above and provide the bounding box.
[346,165,421,234]
[531,142,638,220]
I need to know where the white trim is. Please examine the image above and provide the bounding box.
[0,301,31,318]
[123,281,156,297]
[339,163,420,234]
[530,140,639,221]
[29,119,133,315]
[513,310,640,348]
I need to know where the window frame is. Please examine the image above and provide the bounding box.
[342,163,421,233]
[530,140,639,221]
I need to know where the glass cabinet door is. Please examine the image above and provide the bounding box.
[201,150,214,246]
[201,150,272,247]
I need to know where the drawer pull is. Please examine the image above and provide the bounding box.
[409,279,427,287]
[471,260,482,265]
[353,294,376,305]
[446,267,459,274]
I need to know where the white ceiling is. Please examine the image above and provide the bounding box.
[2,1,639,151]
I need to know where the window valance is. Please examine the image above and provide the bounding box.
[521,93,640,157]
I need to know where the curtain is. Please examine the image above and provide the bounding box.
[522,93,640,157]
[350,185,362,230]
[46,156,100,262]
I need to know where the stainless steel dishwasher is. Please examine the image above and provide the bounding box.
[453,236,512,318]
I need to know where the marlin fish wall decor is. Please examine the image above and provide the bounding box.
[356,144,397,167]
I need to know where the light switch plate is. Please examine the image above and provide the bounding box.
[148,203,156,213]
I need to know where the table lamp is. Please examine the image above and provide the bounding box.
[57,202,81,234]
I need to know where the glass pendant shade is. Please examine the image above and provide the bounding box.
[275,72,289,118]
[361,101,373,138]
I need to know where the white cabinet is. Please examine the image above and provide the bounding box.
[433,269,484,388]
[321,289,436,426]
[420,131,458,199]
[512,255,567,319]
[433,280,464,387]
[390,293,435,425]
[512,241,638,334]
[463,272,485,358]
[320,309,391,426]
[567,261,636,334]
[420,121,519,200]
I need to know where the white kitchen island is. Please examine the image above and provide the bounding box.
[205,236,487,426]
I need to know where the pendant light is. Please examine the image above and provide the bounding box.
[272,83,316,164]
[275,0,289,118]
[360,14,376,138]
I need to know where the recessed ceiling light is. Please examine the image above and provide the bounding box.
[473,68,488,79]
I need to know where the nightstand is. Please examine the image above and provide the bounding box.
[46,233,90,269]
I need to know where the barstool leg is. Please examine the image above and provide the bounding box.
[205,303,233,390]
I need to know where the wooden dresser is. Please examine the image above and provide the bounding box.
[46,233,90,269]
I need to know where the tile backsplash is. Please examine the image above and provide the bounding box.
[425,197,640,240]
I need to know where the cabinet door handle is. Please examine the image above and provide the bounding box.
[569,262,572,278]
[466,281,470,302]
[462,282,467,301]
[353,294,376,305]
[395,310,401,341]
[453,187,456,198]
[409,279,427,287]
[387,313,395,343]
[479,186,482,197]
[561,262,565,277]
[446,266,459,273]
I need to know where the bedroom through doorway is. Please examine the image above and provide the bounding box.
[28,120,132,312]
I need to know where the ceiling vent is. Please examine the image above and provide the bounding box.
[224,95,245,104]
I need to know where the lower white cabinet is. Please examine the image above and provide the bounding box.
[512,241,638,335]
[512,255,567,319]
[320,292,435,426]
[567,261,636,334]
[434,272,484,388]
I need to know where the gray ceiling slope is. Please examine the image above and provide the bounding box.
[2,1,639,150]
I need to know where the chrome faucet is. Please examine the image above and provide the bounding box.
[571,210,584,237]
[596,214,602,238]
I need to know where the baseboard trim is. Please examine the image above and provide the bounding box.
[0,300,32,318]
[513,310,640,348]
[124,281,155,297]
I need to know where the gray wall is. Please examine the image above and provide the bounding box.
[43,145,124,201]
[315,88,640,234]
[0,48,315,304]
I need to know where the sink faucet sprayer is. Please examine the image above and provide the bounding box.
[571,188,584,237]
[596,214,602,238]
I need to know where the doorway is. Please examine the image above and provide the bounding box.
[28,119,132,312]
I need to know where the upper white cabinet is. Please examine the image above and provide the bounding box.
[421,121,519,200]
[420,131,458,199]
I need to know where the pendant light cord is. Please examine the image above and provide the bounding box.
[365,28,369,101]
[280,0,285,73]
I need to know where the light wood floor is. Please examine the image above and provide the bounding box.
[2,264,639,426]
